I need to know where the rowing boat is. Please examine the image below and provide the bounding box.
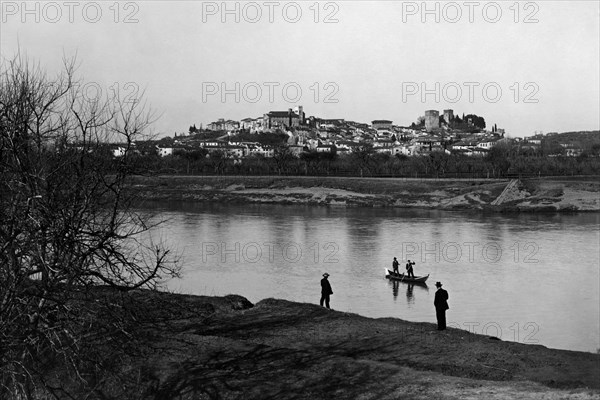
[384,269,429,283]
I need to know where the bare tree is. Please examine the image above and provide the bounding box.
[0,54,180,398]
[271,144,294,175]
[351,143,375,177]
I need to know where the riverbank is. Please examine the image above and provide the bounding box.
[129,175,600,212]
[57,290,600,399]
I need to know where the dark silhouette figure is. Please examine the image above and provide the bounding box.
[320,273,333,309]
[391,280,399,299]
[392,257,400,274]
[406,260,416,279]
[434,281,449,330]
[406,283,414,304]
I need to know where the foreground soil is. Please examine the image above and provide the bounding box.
[104,292,600,400]
[128,175,600,212]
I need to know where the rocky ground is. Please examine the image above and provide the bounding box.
[128,176,600,212]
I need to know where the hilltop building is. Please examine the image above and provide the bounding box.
[443,109,454,124]
[425,110,439,132]
[372,120,393,130]
[263,106,305,129]
[240,117,264,132]
[207,118,240,131]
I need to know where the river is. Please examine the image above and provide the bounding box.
[143,201,600,353]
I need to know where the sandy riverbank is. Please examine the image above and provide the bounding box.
[128,176,600,212]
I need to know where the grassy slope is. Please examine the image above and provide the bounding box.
[107,292,599,400]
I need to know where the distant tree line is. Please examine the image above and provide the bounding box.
[125,144,600,178]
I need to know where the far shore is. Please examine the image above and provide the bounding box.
[128,175,600,212]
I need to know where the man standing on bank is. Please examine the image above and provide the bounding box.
[320,273,333,309]
[434,281,449,330]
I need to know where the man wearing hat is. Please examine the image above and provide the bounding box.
[406,260,416,279]
[392,257,400,275]
[320,273,333,309]
[434,281,449,330]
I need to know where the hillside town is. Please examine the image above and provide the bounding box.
[111,106,589,160]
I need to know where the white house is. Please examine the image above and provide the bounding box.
[157,146,173,157]
[240,118,254,130]
[247,144,274,158]
[477,139,498,149]
[111,146,126,157]
[316,144,335,153]
[452,141,477,151]
[225,145,245,158]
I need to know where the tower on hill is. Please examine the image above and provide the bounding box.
[425,110,439,132]
[443,109,454,125]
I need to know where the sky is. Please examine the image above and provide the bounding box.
[1,0,599,138]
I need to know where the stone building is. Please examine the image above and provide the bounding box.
[263,106,305,129]
[443,109,454,125]
[425,110,439,132]
[371,120,393,130]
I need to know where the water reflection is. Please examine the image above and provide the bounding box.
[406,284,414,304]
[388,280,429,305]
[391,280,399,299]
[142,201,600,353]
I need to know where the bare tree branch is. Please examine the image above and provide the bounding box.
[1,53,180,399]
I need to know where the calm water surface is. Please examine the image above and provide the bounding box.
[144,202,600,353]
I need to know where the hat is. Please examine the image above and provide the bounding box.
[435,282,442,287]
[323,273,330,277]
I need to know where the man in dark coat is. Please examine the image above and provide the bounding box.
[320,273,333,309]
[392,257,400,274]
[406,260,415,279]
[434,281,449,330]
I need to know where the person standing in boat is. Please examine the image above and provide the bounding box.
[434,281,449,330]
[392,257,400,275]
[320,273,333,309]
[406,260,416,279]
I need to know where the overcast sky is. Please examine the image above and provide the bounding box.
[1,1,599,137]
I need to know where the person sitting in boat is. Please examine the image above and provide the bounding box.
[406,260,416,279]
[392,257,400,275]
